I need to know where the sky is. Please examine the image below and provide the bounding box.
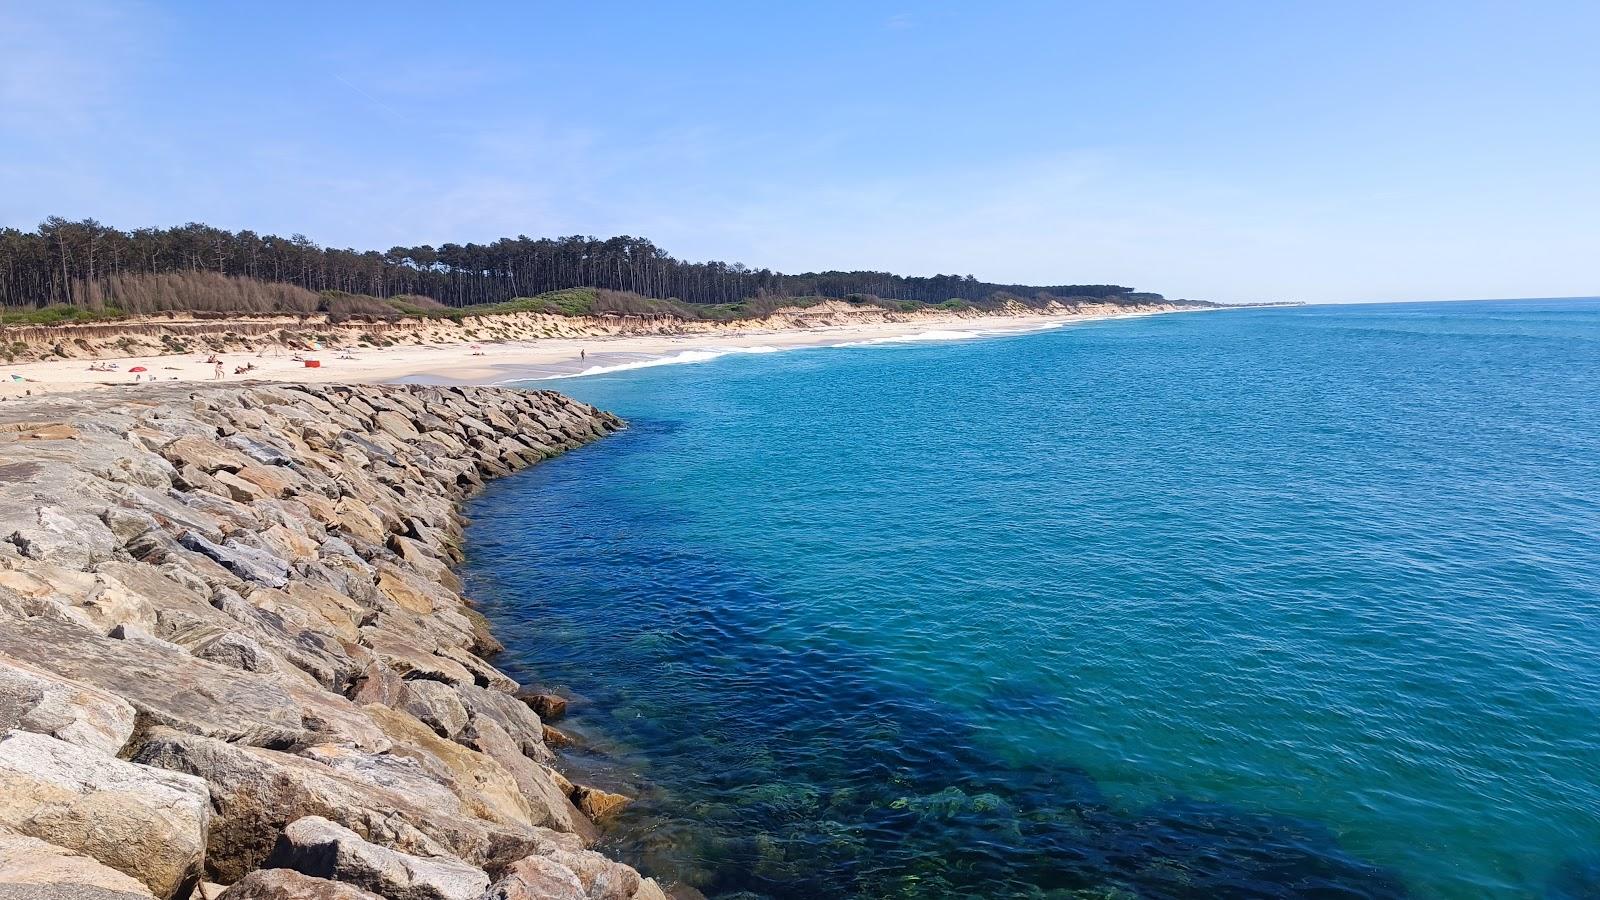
[2,1,1596,304]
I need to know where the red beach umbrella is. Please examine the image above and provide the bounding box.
[129,366,148,373]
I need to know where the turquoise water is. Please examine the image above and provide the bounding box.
[464,300,1600,899]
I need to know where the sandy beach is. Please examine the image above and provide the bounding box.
[0,308,1179,398]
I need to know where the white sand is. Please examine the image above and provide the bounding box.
[0,308,1178,398]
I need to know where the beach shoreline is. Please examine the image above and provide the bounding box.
[0,304,1199,398]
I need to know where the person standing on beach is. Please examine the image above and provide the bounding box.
[580,348,586,361]
[214,360,225,380]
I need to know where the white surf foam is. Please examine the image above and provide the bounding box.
[830,329,988,348]
[538,345,787,379]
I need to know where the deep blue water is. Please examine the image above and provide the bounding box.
[463,300,1600,899]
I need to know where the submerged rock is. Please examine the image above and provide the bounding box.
[570,785,633,822]
[515,691,568,722]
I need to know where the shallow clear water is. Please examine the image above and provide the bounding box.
[463,300,1600,899]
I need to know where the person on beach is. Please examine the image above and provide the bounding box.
[214,360,225,380]
[580,348,586,361]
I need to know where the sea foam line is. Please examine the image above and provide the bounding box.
[538,317,1084,379]
[538,346,785,380]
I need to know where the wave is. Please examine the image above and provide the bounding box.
[831,329,986,348]
[538,346,787,379]
[831,321,1071,348]
[539,318,1085,379]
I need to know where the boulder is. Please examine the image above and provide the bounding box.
[215,869,383,900]
[192,633,280,675]
[0,730,208,898]
[631,879,670,900]
[233,466,295,500]
[0,617,383,751]
[373,564,442,616]
[397,681,468,739]
[0,656,136,756]
[456,685,552,763]
[483,856,585,900]
[347,663,405,707]
[264,817,488,900]
[294,745,462,815]
[221,435,294,467]
[211,471,265,503]
[524,846,641,900]
[569,786,631,821]
[362,705,538,830]
[515,691,568,722]
[455,716,593,839]
[0,886,153,900]
[0,830,155,898]
[331,500,386,546]
[7,506,118,570]
[176,532,288,588]
[360,635,474,687]
[129,729,541,882]
[159,436,254,474]
[373,411,421,442]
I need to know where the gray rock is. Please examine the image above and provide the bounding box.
[0,617,383,751]
[524,845,641,900]
[221,436,295,468]
[264,816,489,900]
[0,656,136,756]
[455,685,553,764]
[0,830,155,898]
[483,856,585,900]
[192,633,279,674]
[214,869,383,900]
[7,507,118,570]
[129,728,540,883]
[455,716,593,839]
[0,730,209,899]
[177,532,289,588]
[0,885,154,900]
[397,681,469,739]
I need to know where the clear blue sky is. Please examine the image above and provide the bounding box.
[3,1,1596,303]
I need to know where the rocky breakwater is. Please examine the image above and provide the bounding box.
[0,381,669,900]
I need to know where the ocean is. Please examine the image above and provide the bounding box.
[463,299,1600,899]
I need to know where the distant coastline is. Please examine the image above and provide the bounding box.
[0,299,1211,398]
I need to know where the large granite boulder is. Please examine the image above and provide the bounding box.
[6,506,119,571]
[129,728,540,883]
[0,617,384,752]
[214,869,382,900]
[0,656,136,756]
[264,817,488,900]
[455,715,593,839]
[362,705,539,830]
[455,685,553,764]
[396,681,468,739]
[0,730,209,898]
[0,830,155,898]
[483,856,585,900]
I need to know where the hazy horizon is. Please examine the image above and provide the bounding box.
[3,1,1597,304]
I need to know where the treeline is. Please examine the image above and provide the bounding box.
[0,216,1174,313]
